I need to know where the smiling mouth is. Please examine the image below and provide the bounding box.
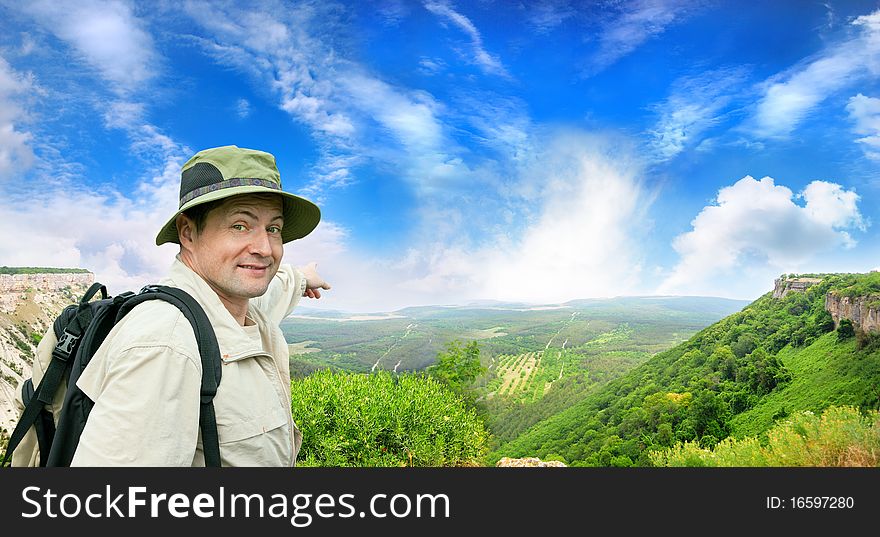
[238,263,271,271]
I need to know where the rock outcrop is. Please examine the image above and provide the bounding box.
[495,457,567,467]
[825,293,880,333]
[773,277,822,299]
[0,272,94,442]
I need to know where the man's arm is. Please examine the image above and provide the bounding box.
[253,262,331,324]
[71,343,202,467]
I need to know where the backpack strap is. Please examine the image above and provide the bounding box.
[1,286,108,467]
[38,283,108,408]
[116,286,223,467]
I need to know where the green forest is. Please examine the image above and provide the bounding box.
[491,273,880,466]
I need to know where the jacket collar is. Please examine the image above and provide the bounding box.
[161,256,267,362]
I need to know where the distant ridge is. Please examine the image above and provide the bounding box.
[294,295,752,318]
[0,266,91,275]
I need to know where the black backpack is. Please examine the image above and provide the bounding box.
[1,283,223,467]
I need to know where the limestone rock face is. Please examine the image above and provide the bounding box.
[825,293,880,333]
[495,457,567,467]
[0,272,94,441]
[772,277,822,299]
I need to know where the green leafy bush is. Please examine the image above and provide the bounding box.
[290,369,489,467]
[837,319,855,341]
[650,405,880,467]
[427,339,485,393]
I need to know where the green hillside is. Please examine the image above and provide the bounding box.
[491,273,880,466]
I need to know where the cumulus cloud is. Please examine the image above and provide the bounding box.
[751,10,880,138]
[659,176,866,297]
[423,0,509,78]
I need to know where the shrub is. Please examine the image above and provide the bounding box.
[650,405,880,467]
[290,369,489,467]
[837,319,855,341]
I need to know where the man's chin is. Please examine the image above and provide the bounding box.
[226,279,272,299]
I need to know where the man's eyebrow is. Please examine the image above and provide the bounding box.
[229,209,284,222]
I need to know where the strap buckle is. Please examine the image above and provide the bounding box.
[52,330,80,362]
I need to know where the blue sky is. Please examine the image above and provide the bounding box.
[1,0,879,312]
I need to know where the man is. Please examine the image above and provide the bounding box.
[69,145,329,466]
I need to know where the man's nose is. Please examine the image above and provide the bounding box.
[249,228,273,257]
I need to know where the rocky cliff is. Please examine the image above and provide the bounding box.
[772,277,822,299]
[0,272,94,444]
[825,293,880,333]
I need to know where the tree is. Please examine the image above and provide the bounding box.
[837,319,855,341]
[812,310,835,335]
[427,340,486,392]
[732,334,758,359]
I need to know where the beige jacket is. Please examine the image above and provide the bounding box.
[14,257,306,467]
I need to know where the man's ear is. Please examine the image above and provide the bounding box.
[176,213,195,246]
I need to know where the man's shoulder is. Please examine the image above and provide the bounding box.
[106,299,200,352]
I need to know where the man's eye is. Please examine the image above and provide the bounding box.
[232,224,247,231]
[268,226,282,234]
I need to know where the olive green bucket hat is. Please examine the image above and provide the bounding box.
[155,145,321,245]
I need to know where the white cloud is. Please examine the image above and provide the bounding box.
[0,16,190,291]
[14,0,159,94]
[103,100,146,130]
[271,130,654,312]
[418,57,446,76]
[648,67,748,160]
[342,73,444,157]
[527,0,577,34]
[8,0,181,178]
[376,0,410,26]
[0,56,37,179]
[802,180,866,231]
[182,1,471,200]
[586,0,693,75]
[423,0,509,78]
[751,10,880,138]
[236,98,251,119]
[659,176,866,297]
[0,168,181,292]
[477,133,651,303]
[846,93,880,159]
[352,131,655,309]
[174,4,654,310]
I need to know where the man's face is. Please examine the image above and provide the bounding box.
[182,194,284,305]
